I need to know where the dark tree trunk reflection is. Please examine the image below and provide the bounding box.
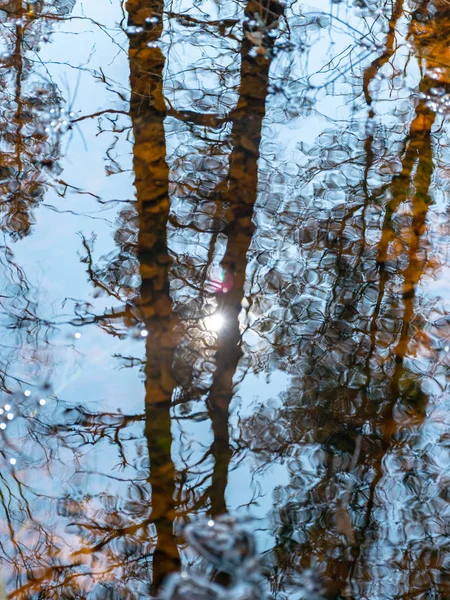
[207,0,286,517]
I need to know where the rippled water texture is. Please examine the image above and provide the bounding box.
[0,0,450,597]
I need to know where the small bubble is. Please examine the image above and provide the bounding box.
[140,329,149,338]
[74,332,81,339]
[0,424,6,430]
[9,458,16,465]
[24,390,31,397]
[0,410,4,415]
[445,346,449,352]
[207,519,215,527]
[39,399,46,406]
[4,405,10,411]
[7,414,13,420]
[180,571,188,580]
[147,41,159,48]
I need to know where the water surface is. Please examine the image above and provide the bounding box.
[0,0,449,598]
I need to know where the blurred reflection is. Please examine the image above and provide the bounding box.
[232,2,450,599]
[1,0,450,598]
[89,0,450,596]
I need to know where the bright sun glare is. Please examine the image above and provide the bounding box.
[204,313,225,332]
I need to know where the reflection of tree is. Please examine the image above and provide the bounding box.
[234,2,450,599]
[206,0,285,516]
[126,0,180,589]
[0,3,158,599]
[122,0,287,588]
[22,0,450,598]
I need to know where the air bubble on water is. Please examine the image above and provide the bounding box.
[147,41,159,48]
[7,414,13,420]
[140,329,148,338]
[207,519,214,527]
[445,346,449,352]
[9,458,16,465]
[74,332,81,339]
[39,399,46,406]
[24,390,31,397]
[4,405,11,411]
[0,424,6,431]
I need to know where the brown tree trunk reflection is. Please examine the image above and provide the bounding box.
[126,0,179,590]
[128,0,286,585]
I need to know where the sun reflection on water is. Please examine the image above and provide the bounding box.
[204,313,226,332]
